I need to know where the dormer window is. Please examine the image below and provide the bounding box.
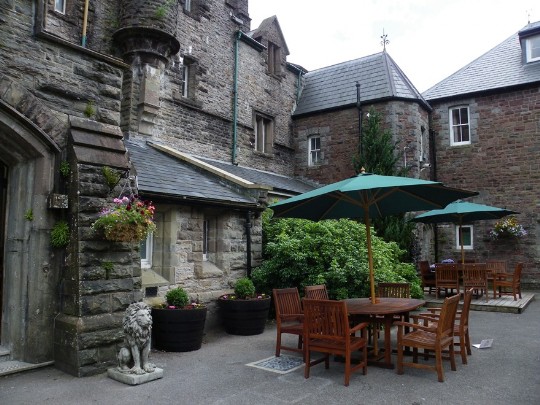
[267,42,281,75]
[526,35,540,62]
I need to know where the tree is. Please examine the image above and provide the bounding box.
[352,107,416,260]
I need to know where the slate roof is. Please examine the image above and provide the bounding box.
[293,51,429,116]
[423,21,540,101]
[126,142,316,205]
[196,157,317,195]
[126,141,258,207]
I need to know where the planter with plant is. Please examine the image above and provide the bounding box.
[217,277,271,336]
[91,195,156,243]
[151,286,207,352]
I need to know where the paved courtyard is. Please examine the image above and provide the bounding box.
[1,294,539,405]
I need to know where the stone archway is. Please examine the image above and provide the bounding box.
[0,100,62,364]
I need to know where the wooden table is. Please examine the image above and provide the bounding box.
[344,297,425,369]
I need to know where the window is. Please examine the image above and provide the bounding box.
[184,0,191,12]
[254,114,274,153]
[180,64,189,98]
[203,219,209,261]
[140,233,153,269]
[526,35,540,62]
[308,136,321,166]
[449,106,470,145]
[267,42,281,75]
[54,0,66,14]
[456,225,473,250]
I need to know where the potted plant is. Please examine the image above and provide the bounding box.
[217,277,271,336]
[151,286,207,352]
[91,195,156,242]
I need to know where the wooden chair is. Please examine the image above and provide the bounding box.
[304,284,329,300]
[493,262,523,301]
[272,288,304,357]
[419,260,436,294]
[486,260,507,284]
[302,299,369,386]
[395,294,460,382]
[377,282,410,298]
[461,263,488,302]
[415,288,474,365]
[435,263,460,298]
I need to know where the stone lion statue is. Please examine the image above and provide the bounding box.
[117,302,156,375]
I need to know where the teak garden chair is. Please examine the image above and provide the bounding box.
[304,284,329,300]
[419,260,436,294]
[302,299,369,386]
[395,294,460,382]
[485,260,507,284]
[461,263,488,302]
[435,263,460,298]
[414,288,474,365]
[493,262,523,301]
[272,288,304,357]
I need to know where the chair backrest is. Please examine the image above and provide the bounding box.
[486,260,507,274]
[418,260,431,276]
[377,282,410,298]
[459,288,474,330]
[435,263,459,284]
[304,284,329,300]
[436,294,460,338]
[273,288,302,318]
[303,299,350,341]
[512,262,524,285]
[461,263,487,284]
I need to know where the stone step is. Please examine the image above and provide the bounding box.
[0,345,10,362]
[0,360,54,377]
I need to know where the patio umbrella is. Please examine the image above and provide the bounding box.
[411,200,518,264]
[269,171,477,303]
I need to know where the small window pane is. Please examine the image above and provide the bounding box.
[456,225,473,250]
[55,0,66,14]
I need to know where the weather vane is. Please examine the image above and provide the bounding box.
[380,29,389,51]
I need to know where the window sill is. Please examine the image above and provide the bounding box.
[172,91,203,110]
[253,150,274,158]
[142,268,170,287]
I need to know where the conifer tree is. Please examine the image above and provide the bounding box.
[352,107,415,260]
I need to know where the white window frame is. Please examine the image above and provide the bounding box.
[308,135,321,166]
[184,0,191,12]
[449,106,471,146]
[141,233,153,269]
[203,219,209,261]
[456,225,473,250]
[526,35,540,62]
[54,0,66,14]
[180,64,189,98]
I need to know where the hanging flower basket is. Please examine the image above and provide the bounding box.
[91,195,156,243]
[489,216,527,240]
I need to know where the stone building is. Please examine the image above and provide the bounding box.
[0,0,538,378]
[422,21,540,284]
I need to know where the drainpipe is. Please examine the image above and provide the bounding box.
[245,211,252,278]
[356,82,363,163]
[296,68,302,102]
[232,31,241,165]
[429,128,439,262]
[81,0,90,47]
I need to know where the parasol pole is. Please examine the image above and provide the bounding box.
[365,210,377,304]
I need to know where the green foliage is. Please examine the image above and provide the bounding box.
[351,107,415,260]
[165,287,189,308]
[101,261,114,272]
[101,166,121,189]
[252,212,423,299]
[84,100,95,118]
[25,209,33,221]
[50,221,69,248]
[154,0,175,19]
[59,161,71,178]
[234,277,256,299]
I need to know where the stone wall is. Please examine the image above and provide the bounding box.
[429,88,539,285]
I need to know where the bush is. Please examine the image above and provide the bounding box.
[252,211,422,299]
[50,221,69,248]
[234,277,256,299]
[165,287,189,308]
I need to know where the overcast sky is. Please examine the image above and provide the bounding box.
[248,0,537,93]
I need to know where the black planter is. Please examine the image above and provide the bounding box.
[151,307,207,352]
[218,297,271,336]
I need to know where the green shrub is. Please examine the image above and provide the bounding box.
[252,210,422,299]
[101,166,121,189]
[59,161,71,178]
[234,277,256,299]
[165,287,189,308]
